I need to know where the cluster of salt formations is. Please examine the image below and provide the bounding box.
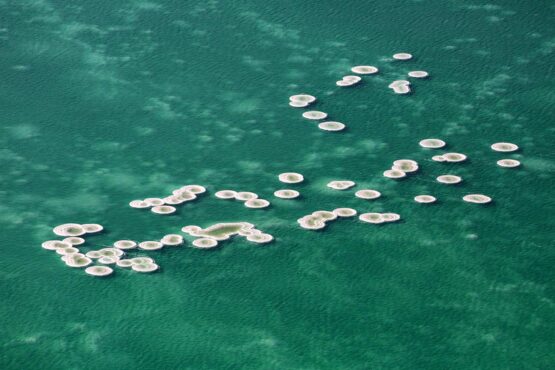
[388,80,411,94]
[384,159,419,179]
[355,189,381,200]
[215,189,270,209]
[129,184,206,215]
[419,138,446,149]
[327,180,356,190]
[53,223,103,237]
[436,174,462,184]
[490,142,520,168]
[298,208,357,230]
[182,222,273,247]
[414,195,437,204]
[359,212,401,224]
[336,75,362,87]
[318,121,345,132]
[274,189,300,199]
[289,94,316,108]
[302,110,328,120]
[463,194,492,204]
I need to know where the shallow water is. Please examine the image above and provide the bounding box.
[1,1,554,369]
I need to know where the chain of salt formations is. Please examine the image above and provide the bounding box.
[129,184,207,215]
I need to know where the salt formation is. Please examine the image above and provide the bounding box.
[297,209,355,230]
[302,110,328,120]
[182,222,273,247]
[491,142,519,152]
[129,184,206,213]
[436,175,462,184]
[359,212,401,224]
[327,180,356,190]
[273,189,300,199]
[408,71,428,78]
[289,94,316,108]
[388,80,411,94]
[355,189,381,200]
[414,195,437,203]
[336,75,362,87]
[463,194,492,204]
[278,172,304,184]
[393,53,413,60]
[419,138,446,149]
[318,121,345,131]
[497,159,520,168]
[351,65,379,74]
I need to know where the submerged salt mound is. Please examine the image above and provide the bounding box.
[327,180,356,190]
[443,153,467,163]
[414,195,437,203]
[302,111,328,120]
[318,121,345,132]
[351,65,379,75]
[408,71,428,78]
[192,238,218,249]
[99,247,124,258]
[333,208,357,217]
[114,240,137,250]
[161,234,183,246]
[359,213,384,224]
[53,223,86,237]
[138,241,164,250]
[497,159,521,168]
[419,138,446,149]
[393,53,412,60]
[151,205,176,215]
[215,190,237,199]
[274,189,300,199]
[437,175,462,184]
[463,194,492,204]
[355,189,381,200]
[130,257,154,265]
[85,250,102,259]
[278,172,304,184]
[383,169,406,179]
[245,198,270,209]
[85,266,113,277]
[491,142,519,152]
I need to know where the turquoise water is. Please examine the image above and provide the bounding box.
[1,1,554,368]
